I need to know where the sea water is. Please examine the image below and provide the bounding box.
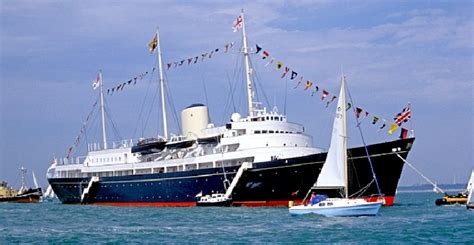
[1,192,472,243]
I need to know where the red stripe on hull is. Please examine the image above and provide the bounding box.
[231,200,303,207]
[85,196,395,207]
[95,202,196,207]
[364,196,395,206]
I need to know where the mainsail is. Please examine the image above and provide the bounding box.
[314,77,347,193]
[465,170,474,193]
[467,170,474,209]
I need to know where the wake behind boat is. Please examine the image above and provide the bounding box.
[47,10,415,207]
[289,77,383,217]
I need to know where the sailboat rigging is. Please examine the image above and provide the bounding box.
[289,76,383,217]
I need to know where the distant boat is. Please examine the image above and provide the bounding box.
[0,167,42,203]
[466,170,473,210]
[289,77,383,217]
[435,170,473,206]
[40,184,57,203]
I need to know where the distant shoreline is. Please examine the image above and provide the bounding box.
[397,183,465,193]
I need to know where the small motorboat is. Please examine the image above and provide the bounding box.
[436,170,473,206]
[196,193,232,207]
[435,192,467,206]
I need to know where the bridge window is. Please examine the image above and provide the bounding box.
[255,130,261,134]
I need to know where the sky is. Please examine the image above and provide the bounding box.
[1,0,473,189]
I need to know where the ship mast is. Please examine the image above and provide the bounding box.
[240,9,255,117]
[156,28,168,139]
[19,166,27,194]
[99,71,108,150]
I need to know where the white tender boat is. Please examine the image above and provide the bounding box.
[196,193,232,207]
[289,76,383,217]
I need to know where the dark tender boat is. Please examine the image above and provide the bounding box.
[131,137,166,155]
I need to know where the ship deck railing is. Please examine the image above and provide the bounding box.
[88,139,136,152]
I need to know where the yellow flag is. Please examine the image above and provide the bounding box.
[148,34,158,54]
[388,123,399,134]
[304,80,313,91]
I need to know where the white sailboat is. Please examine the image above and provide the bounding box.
[466,170,474,209]
[289,76,383,217]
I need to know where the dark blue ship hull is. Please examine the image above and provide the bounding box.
[49,138,414,207]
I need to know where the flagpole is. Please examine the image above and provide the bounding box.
[99,70,108,150]
[240,9,254,117]
[156,28,168,139]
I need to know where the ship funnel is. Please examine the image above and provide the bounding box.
[181,104,209,139]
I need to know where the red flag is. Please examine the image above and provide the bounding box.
[321,90,329,100]
[262,50,269,59]
[400,128,408,139]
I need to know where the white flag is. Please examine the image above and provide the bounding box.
[92,73,102,90]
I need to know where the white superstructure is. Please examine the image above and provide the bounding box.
[49,105,323,179]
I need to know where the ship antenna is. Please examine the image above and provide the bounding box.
[240,9,254,117]
[19,166,27,194]
[156,27,168,139]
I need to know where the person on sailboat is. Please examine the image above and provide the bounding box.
[309,193,327,206]
[309,193,316,205]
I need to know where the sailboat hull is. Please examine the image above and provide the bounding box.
[289,199,383,217]
[49,138,414,207]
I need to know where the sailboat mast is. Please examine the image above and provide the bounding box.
[156,29,168,139]
[341,76,348,198]
[240,9,254,117]
[99,71,108,150]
